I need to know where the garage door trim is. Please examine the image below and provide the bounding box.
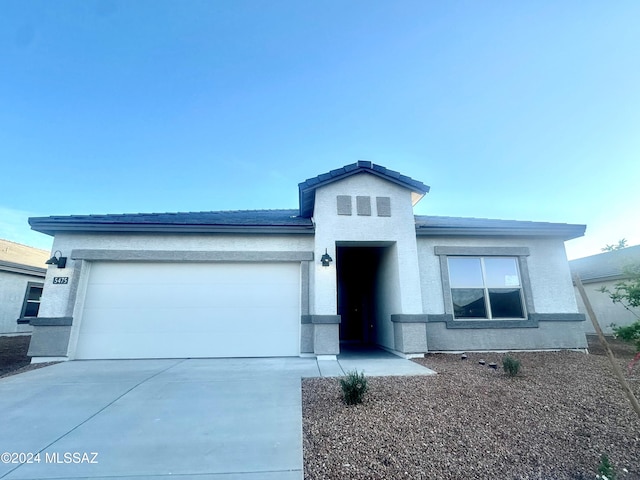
[65,250,312,360]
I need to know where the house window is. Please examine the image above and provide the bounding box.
[448,257,525,319]
[17,282,43,323]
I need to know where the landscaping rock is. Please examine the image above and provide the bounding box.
[303,349,640,479]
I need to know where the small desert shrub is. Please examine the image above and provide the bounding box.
[340,370,368,405]
[597,453,617,480]
[502,356,521,377]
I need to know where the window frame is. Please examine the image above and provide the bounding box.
[17,281,44,324]
[434,246,537,329]
[448,256,526,320]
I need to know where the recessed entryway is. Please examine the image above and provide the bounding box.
[336,242,396,348]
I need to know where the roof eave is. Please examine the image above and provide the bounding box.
[415,226,586,241]
[29,222,315,236]
[300,169,429,195]
[0,260,47,276]
[574,273,628,284]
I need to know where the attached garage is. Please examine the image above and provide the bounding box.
[74,261,301,359]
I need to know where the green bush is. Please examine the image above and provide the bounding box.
[612,321,640,351]
[502,356,521,377]
[340,370,368,405]
[597,453,617,480]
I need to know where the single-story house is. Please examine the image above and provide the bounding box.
[0,239,48,336]
[27,162,587,361]
[570,245,640,334]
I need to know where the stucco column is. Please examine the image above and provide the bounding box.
[28,250,79,361]
[312,246,338,315]
[395,238,425,314]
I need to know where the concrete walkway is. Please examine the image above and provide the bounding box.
[0,352,434,480]
[317,346,437,377]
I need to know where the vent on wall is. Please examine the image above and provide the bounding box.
[337,195,392,217]
[337,195,352,215]
[356,196,371,216]
[376,197,391,217]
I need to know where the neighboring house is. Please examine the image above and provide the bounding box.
[27,162,587,361]
[570,245,640,334]
[0,239,49,336]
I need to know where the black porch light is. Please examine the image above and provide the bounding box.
[45,250,67,269]
[320,248,333,267]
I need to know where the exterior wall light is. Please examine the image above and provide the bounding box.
[45,250,67,269]
[320,248,333,267]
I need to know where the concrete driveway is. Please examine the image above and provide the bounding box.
[0,354,433,479]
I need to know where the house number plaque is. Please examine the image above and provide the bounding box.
[53,277,69,284]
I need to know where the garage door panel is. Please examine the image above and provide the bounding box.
[76,332,295,359]
[88,262,299,284]
[75,262,301,359]
[85,266,299,305]
[79,306,300,334]
[83,284,299,310]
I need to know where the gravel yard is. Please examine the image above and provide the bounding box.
[303,340,640,479]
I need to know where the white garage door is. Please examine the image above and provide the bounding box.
[74,262,300,359]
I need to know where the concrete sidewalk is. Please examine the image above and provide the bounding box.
[0,353,434,480]
[316,346,436,377]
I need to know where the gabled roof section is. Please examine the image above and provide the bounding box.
[29,210,314,236]
[569,244,640,283]
[298,161,430,217]
[415,215,586,241]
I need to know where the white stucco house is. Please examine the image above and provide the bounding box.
[0,239,48,336]
[27,162,587,361]
[570,245,640,334]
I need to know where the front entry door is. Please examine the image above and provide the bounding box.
[336,247,381,344]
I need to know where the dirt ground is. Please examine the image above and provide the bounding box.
[0,335,54,379]
[586,333,638,357]
[0,335,32,375]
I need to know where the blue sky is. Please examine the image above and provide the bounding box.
[1,1,639,259]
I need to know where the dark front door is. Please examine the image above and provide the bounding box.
[336,246,381,344]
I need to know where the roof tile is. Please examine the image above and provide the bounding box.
[298,161,430,217]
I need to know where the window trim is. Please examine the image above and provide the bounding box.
[435,246,537,328]
[448,256,526,320]
[17,281,44,324]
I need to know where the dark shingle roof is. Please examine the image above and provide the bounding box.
[415,215,586,240]
[28,164,585,241]
[29,209,314,236]
[298,161,430,217]
[570,244,640,282]
[30,209,586,240]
